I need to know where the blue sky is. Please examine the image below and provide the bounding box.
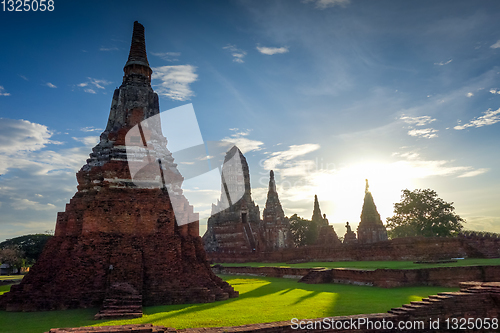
[1,0,500,242]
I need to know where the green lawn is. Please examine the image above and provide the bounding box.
[216,258,500,270]
[0,275,24,281]
[0,275,458,333]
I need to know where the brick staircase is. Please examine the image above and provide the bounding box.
[298,268,330,284]
[388,281,500,319]
[94,283,143,319]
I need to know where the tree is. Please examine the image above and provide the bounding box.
[289,214,318,247]
[0,234,52,265]
[386,189,465,238]
[0,245,25,274]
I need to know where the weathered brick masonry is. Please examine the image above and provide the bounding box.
[0,21,237,314]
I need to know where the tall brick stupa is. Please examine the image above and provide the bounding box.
[357,179,388,243]
[0,21,238,315]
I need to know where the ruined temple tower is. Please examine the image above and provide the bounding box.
[0,22,238,314]
[203,146,262,253]
[311,195,340,246]
[357,179,388,243]
[262,170,292,250]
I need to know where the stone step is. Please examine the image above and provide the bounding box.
[101,305,142,311]
[94,312,143,319]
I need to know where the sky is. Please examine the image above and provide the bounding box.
[1,0,500,242]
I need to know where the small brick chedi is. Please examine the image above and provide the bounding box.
[356,180,388,243]
[0,21,237,313]
[203,153,293,253]
[310,195,340,246]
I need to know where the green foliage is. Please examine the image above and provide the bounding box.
[386,189,465,238]
[0,234,52,264]
[0,276,458,332]
[289,214,317,246]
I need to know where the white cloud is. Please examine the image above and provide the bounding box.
[151,65,198,101]
[256,46,289,55]
[72,136,99,147]
[466,92,474,97]
[263,144,320,170]
[490,40,500,49]
[434,59,453,66]
[489,88,500,94]
[458,168,489,178]
[11,198,56,211]
[76,77,112,93]
[400,115,436,126]
[151,52,181,62]
[19,75,28,81]
[0,118,54,154]
[223,44,247,63]
[0,86,10,96]
[454,108,500,130]
[100,47,119,51]
[88,78,111,90]
[221,129,264,154]
[407,128,438,139]
[80,126,102,132]
[303,0,350,9]
[45,82,57,88]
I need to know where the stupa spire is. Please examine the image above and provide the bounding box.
[123,21,152,83]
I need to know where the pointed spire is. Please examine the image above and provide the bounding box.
[365,179,369,194]
[123,21,152,83]
[268,170,276,193]
[125,21,150,69]
[311,195,323,224]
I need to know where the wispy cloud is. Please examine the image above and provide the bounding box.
[400,115,436,126]
[466,92,474,97]
[100,46,119,51]
[223,44,247,63]
[45,82,57,88]
[489,88,500,95]
[0,86,10,96]
[490,40,500,49]
[256,46,289,55]
[10,198,56,211]
[80,126,102,132]
[434,59,453,66]
[407,128,438,139]
[458,168,489,178]
[75,77,112,94]
[151,65,198,101]
[72,136,99,147]
[151,52,181,62]
[303,0,350,9]
[263,144,320,170]
[454,108,500,130]
[221,128,264,154]
[19,75,28,81]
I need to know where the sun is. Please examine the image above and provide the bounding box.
[312,161,416,227]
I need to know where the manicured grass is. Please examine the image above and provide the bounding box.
[0,275,24,281]
[0,275,458,333]
[216,258,500,270]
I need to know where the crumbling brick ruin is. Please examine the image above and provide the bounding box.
[262,171,293,251]
[311,195,341,246]
[0,21,237,315]
[357,180,388,244]
[203,146,263,253]
[203,154,295,253]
